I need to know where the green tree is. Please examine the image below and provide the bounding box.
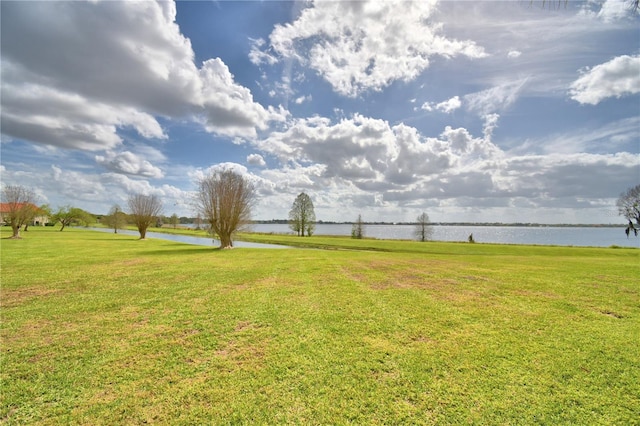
[195,169,255,249]
[52,205,93,231]
[289,192,316,236]
[414,212,434,242]
[127,193,163,240]
[104,204,127,233]
[617,184,640,237]
[38,204,53,224]
[351,214,365,239]
[170,213,179,229]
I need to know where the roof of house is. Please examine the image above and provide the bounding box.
[0,203,42,214]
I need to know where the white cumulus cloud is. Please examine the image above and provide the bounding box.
[247,153,266,167]
[596,0,639,22]
[257,113,505,194]
[422,96,462,113]
[198,58,277,139]
[95,151,164,179]
[0,0,284,151]
[294,95,312,104]
[569,55,640,105]
[258,0,486,97]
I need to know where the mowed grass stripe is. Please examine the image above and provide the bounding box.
[1,227,638,424]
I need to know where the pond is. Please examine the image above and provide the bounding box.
[85,227,292,249]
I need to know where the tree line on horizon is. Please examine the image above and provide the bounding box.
[3,179,639,246]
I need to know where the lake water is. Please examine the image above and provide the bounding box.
[248,223,639,248]
[89,224,639,249]
[86,227,291,249]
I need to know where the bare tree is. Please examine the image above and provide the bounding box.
[195,169,255,249]
[1,185,39,239]
[351,214,365,239]
[289,192,316,236]
[415,212,434,242]
[104,204,127,234]
[617,184,640,237]
[127,194,163,240]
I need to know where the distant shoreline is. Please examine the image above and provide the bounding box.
[250,220,624,228]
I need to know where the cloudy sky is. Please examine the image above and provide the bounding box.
[1,0,638,223]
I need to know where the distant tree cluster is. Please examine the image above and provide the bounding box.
[2,174,257,248]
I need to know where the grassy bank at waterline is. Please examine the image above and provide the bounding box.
[2,227,638,424]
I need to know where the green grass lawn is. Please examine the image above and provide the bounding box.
[1,226,639,424]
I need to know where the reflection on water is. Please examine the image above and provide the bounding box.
[85,227,292,249]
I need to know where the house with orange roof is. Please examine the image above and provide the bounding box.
[0,203,50,226]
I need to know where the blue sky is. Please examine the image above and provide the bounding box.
[1,0,638,223]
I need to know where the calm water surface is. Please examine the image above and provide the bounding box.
[89,225,639,248]
[86,227,292,249]
[250,224,639,248]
